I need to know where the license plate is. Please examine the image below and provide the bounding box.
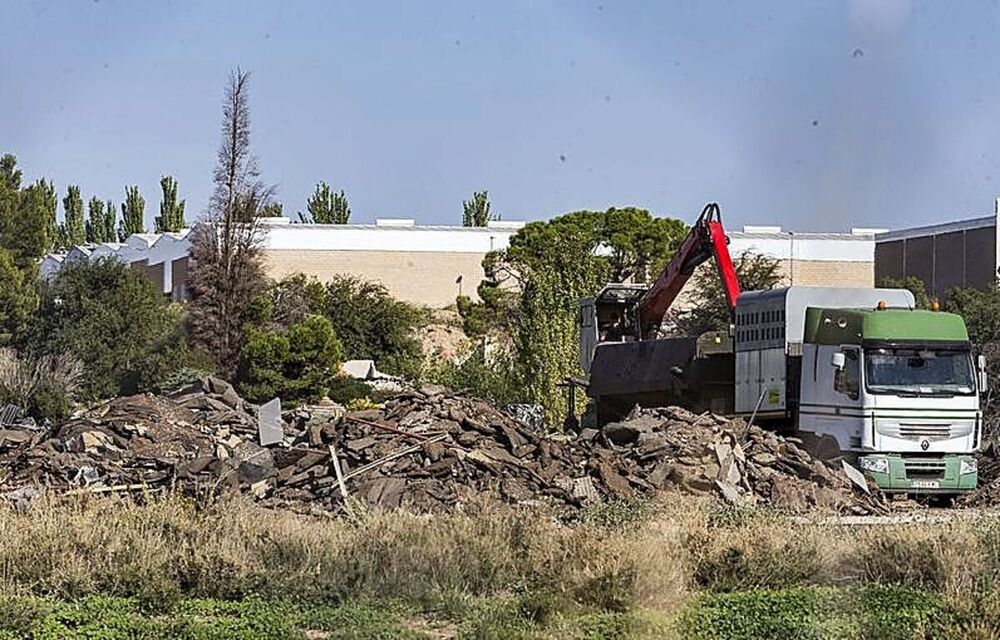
[911,479,939,489]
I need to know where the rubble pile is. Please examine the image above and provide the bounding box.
[0,379,881,515]
[591,406,883,513]
[0,378,274,506]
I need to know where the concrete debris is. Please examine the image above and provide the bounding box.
[0,377,885,515]
[257,398,283,446]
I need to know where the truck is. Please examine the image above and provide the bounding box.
[579,203,986,494]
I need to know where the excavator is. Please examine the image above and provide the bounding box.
[578,203,742,424]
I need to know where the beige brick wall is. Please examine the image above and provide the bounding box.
[263,249,487,308]
[261,250,873,310]
[778,259,873,288]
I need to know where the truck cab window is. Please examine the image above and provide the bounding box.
[835,349,860,400]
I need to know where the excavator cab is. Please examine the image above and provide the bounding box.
[579,284,646,372]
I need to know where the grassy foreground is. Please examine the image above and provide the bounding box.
[1,495,1000,638]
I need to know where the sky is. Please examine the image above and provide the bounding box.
[2,0,1000,232]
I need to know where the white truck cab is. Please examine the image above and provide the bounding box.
[736,287,982,493]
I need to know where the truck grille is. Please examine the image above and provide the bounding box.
[897,423,952,439]
[904,458,947,479]
[880,422,973,441]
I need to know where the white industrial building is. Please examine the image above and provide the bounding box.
[40,217,879,308]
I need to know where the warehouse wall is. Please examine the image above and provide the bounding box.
[875,223,997,296]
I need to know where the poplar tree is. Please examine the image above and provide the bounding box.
[462,190,495,227]
[304,181,350,224]
[62,185,85,246]
[86,197,103,243]
[120,185,145,237]
[0,154,59,341]
[86,197,118,244]
[103,200,117,243]
[155,175,186,232]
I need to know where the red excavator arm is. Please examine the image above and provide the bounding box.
[636,202,741,337]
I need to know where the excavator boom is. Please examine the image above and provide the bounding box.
[637,203,741,336]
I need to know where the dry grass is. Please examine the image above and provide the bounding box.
[1,493,1000,624]
[0,494,696,615]
[0,347,82,412]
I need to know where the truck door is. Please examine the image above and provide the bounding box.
[835,347,861,403]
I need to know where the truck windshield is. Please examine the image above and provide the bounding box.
[865,348,975,396]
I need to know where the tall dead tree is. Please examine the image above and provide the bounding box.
[188,68,273,378]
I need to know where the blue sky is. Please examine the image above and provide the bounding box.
[2,0,1000,231]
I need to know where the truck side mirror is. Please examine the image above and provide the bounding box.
[831,352,846,370]
[979,354,988,393]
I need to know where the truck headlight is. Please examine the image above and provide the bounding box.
[960,459,978,475]
[860,457,889,474]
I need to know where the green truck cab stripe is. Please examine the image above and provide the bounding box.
[804,308,969,345]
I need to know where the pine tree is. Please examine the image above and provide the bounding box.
[120,185,145,237]
[188,68,272,378]
[303,182,350,224]
[462,190,495,227]
[62,185,85,246]
[155,175,186,232]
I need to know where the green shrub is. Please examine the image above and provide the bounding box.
[238,314,344,405]
[424,344,520,406]
[326,376,377,405]
[24,259,202,399]
[252,274,425,379]
[323,275,425,377]
[156,366,215,395]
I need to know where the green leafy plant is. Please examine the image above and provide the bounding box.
[457,207,687,423]
[25,259,202,399]
[238,314,344,405]
[879,275,932,309]
[322,275,425,377]
[671,251,783,336]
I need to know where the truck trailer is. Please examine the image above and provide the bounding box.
[579,204,985,494]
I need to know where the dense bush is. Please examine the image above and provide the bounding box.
[249,274,425,379]
[323,275,425,377]
[24,259,208,399]
[325,376,379,405]
[238,314,344,405]
[424,343,520,406]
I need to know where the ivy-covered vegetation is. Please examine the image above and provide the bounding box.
[455,206,688,422]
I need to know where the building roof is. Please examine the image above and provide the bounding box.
[875,215,995,242]
[263,219,527,253]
